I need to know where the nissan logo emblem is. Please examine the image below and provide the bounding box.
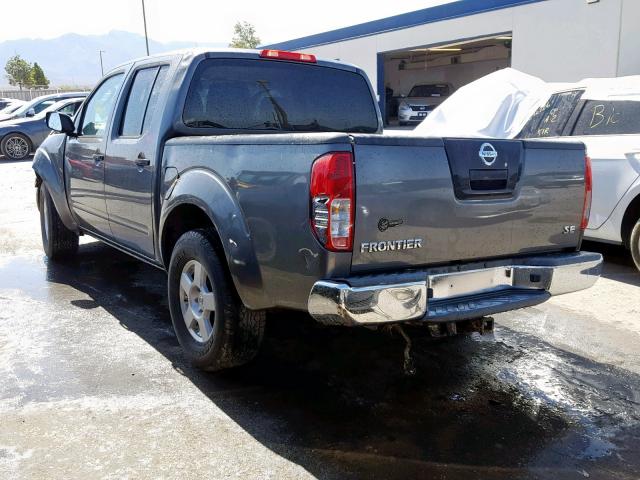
[479,143,498,166]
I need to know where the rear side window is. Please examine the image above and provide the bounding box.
[142,66,169,132]
[120,65,169,136]
[572,100,640,136]
[518,90,583,138]
[183,58,378,133]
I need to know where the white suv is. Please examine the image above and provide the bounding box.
[519,76,640,271]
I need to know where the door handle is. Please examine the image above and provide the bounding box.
[135,153,150,168]
[92,154,104,164]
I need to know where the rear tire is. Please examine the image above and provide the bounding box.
[1,133,32,160]
[630,219,640,272]
[38,185,79,260]
[167,229,265,371]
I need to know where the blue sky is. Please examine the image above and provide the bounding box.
[1,0,452,45]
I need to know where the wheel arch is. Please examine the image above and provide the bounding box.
[32,137,79,233]
[621,192,640,248]
[159,168,270,310]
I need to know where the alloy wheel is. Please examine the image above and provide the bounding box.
[179,259,216,343]
[5,136,29,159]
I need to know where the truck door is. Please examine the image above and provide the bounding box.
[66,73,125,236]
[104,64,169,257]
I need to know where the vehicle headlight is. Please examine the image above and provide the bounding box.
[399,103,410,111]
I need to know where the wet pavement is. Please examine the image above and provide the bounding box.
[1,158,639,479]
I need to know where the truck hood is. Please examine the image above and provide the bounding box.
[0,113,17,123]
[0,116,38,129]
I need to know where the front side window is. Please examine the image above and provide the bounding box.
[183,58,378,133]
[572,100,640,136]
[81,74,124,137]
[519,90,583,139]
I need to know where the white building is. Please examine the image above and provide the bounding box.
[264,0,640,121]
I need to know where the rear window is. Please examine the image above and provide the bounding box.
[183,58,378,133]
[572,100,640,136]
[518,90,583,138]
[408,84,450,98]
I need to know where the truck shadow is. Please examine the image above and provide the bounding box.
[0,154,34,164]
[43,242,640,479]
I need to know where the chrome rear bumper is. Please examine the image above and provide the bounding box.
[307,252,602,326]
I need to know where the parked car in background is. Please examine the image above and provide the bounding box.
[518,76,640,270]
[397,83,453,126]
[0,98,84,160]
[0,98,15,110]
[0,98,25,114]
[0,92,87,123]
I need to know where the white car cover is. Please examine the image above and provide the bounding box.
[408,68,551,139]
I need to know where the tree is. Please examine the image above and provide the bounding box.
[31,63,49,88]
[5,55,33,90]
[229,21,261,49]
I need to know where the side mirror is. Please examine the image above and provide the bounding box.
[26,108,36,117]
[46,112,76,135]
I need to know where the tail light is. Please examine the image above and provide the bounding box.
[260,49,317,63]
[580,155,592,231]
[310,152,355,251]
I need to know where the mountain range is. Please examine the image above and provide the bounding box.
[0,30,226,88]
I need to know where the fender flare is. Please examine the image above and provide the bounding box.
[159,168,270,310]
[31,135,79,233]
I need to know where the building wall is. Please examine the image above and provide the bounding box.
[511,0,621,81]
[617,0,640,77]
[295,0,636,91]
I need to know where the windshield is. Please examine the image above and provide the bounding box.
[183,58,379,133]
[11,93,85,116]
[1,103,23,114]
[408,84,450,98]
[12,97,54,116]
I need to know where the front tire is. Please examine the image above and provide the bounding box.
[1,133,32,160]
[630,220,640,272]
[38,185,79,260]
[167,229,265,371]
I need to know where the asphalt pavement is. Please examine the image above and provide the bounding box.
[0,157,639,479]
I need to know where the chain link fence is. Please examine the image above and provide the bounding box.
[0,88,91,101]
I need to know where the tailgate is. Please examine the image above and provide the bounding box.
[350,135,586,273]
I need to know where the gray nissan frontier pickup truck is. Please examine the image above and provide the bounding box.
[33,49,602,371]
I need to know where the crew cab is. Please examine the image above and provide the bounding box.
[34,49,602,371]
